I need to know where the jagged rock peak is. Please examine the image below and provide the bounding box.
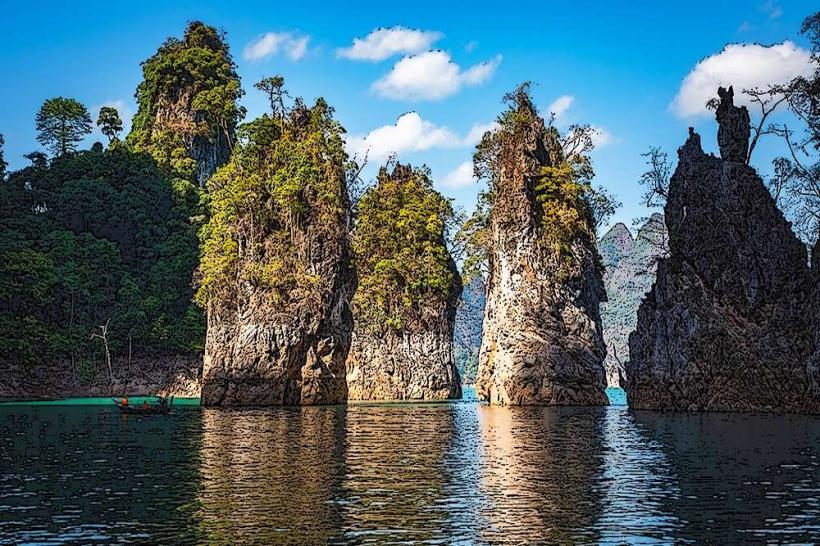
[625,88,818,413]
[715,86,751,163]
[475,86,608,406]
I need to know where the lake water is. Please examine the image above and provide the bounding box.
[0,393,818,544]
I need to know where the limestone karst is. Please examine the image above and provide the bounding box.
[626,86,820,413]
[346,164,462,401]
[128,21,244,187]
[199,99,355,406]
[474,87,609,406]
[598,215,667,386]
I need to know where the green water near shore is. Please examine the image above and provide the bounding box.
[0,396,201,406]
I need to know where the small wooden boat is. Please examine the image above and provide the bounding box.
[112,397,173,415]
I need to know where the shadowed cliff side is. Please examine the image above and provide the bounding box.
[346,164,462,401]
[473,86,608,406]
[626,86,820,413]
[198,94,355,406]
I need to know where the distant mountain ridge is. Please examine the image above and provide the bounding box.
[599,214,667,387]
[453,277,485,385]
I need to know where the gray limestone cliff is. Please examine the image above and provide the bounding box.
[626,86,820,413]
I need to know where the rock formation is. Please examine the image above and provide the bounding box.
[346,164,462,401]
[598,215,667,386]
[128,21,244,187]
[626,86,820,413]
[200,100,355,406]
[453,276,486,385]
[475,88,608,406]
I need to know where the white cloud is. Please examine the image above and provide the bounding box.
[243,32,310,61]
[464,121,499,145]
[590,126,613,148]
[442,161,477,189]
[345,113,497,161]
[670,41,813,117]
[761,0,783,20]
[547,95,575,120]
[372,51,502,101]
[464,41,478,53]
[337,27,442,61]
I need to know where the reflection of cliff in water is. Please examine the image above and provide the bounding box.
[337,405,458,543]
[197,407,347,544]
[632,411,820,544]
[476,406,607,543]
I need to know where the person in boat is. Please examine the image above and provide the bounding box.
[121,396,129,406]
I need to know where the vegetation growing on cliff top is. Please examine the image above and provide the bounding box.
[197,80,350,310]
[353,163,458,333]
[458,84,617,281]
[127,21,244,185]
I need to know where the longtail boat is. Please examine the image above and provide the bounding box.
[112,397,173,415]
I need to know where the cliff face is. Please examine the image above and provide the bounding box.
[453,276,486,385]
[626,86,820,413]
[345,164,462,401]
[598,215,667,386]
[200,101,355,406]
[475,91,608,406]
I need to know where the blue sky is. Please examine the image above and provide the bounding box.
[1,0,816,231]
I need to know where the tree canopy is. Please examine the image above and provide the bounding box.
[97,106,123,144]
[0,147,203,370]
[35,97,92,156]
[197,87,350,310]
[352,163,458,332]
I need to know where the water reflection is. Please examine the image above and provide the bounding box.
[198,406,347,544]
[0,403,818,544]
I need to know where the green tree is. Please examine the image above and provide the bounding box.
[97,106,123,143]
[35,97,92,156]
[197,92,349,310]
[254,75,287,120]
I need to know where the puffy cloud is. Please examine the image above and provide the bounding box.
[337,27,442,61]
[345,113,497,161]
[442,161,477,189]
[670,41,813,117]
[372,51,502,101]
[546,95,574,120]
[243,32,310,61]
[590,126,613,148]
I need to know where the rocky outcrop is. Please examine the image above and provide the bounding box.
[345,164,462,401]
[0,355,202,400]
[475,90,608,406]
[346,313,462,401]
[626,86,820,413]
[453,276,486,385]
[200,101,355,407]
[599,215,667,386]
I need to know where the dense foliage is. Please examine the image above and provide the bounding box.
[127,21,244,184]
[0,134,6,179]
[352,164,457,332]
[0,146,203,370]
[35,97,93,156]
[97,107,123,144]
[197,94,349,310]
[459,85,615,279]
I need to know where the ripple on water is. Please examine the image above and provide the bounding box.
[0,403,818,544]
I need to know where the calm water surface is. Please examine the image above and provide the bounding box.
[0,393,818,544]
